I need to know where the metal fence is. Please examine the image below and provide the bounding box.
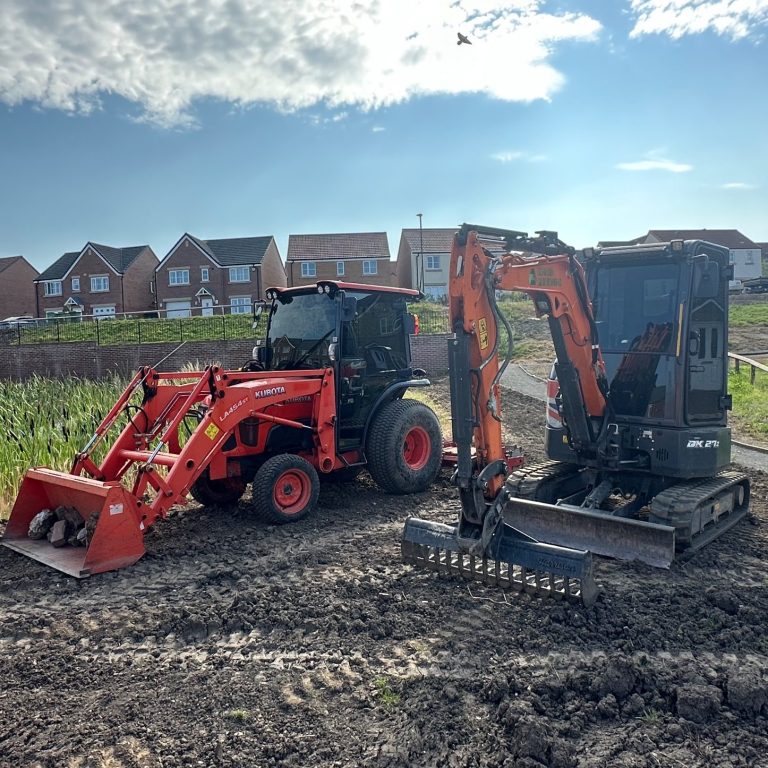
[0,305,259,347]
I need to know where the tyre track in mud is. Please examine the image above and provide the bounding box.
[1,388,768,768]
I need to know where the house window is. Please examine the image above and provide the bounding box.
[301,262,316,278]
[230,297,251,315]
[425,255,441,271]
[71,277,80,292]
[745,251,755,265]
[169,269,190,285]
[363,260,377,276]
[91,275,109,293]
[337,261,345,276]
[229,266,249,283]
[43,281,62,296]
[201,267,210,282]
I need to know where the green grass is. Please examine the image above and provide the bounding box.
[729,304,768,326]
[224,709,252,721]
[373,676,401,708]
[0,375,130,519]
[729,369,768,441]
[3,314,257,346]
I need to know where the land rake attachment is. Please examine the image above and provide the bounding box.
[402,515,600,606]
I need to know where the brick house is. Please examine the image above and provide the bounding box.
[600,229,762,289]
[35,243,158,318]
[286,232,394,288]
[155,234,286,317]
[0,256,39,318]
[395,228,458,299]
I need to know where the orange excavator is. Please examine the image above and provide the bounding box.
[402,224,750,605]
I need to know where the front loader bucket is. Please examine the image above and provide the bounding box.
[402,517,600,607]
[2,468,145,577]
[502,497,676,569]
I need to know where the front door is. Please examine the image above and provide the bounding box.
[201,297,214,317]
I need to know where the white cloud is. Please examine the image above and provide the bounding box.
[722,181,758,190]
[629,0,768,40]
[616,149,692,172]
[0,0,602,127]
[492,150,548,163]
[372,126,386,133]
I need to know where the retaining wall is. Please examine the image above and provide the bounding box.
[0,334,452,381]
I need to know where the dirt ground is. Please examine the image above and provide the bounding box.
[1,384,767,768]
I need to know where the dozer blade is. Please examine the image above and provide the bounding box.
[2,468,145,577]
[502,497,676,568]
[402,517,600,607]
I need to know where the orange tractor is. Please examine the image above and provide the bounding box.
[2,281,444,577]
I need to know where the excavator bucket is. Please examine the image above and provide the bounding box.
[402,516,600,607]
[1,468,145,577]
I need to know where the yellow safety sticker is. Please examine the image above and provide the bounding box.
[478,317,488,350]
[205,423,220,441]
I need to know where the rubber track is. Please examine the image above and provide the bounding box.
[505,460,581,500]
[649,469,750,550]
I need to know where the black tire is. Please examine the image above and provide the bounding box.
[190,470,246,507]
[252,454,320,524]
[366,399,442,494]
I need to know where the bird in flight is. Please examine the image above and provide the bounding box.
[457,32,472,45]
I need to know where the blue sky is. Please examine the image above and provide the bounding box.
[1,0,766,272]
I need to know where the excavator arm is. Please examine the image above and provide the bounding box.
[446,224,609,501]
[403,225,603,606]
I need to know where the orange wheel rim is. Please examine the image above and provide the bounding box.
[273,469,311,515]
[402,426,430,470]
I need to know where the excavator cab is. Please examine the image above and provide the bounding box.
[545,241,732,477]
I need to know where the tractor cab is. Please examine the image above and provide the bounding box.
[251,281,425,452]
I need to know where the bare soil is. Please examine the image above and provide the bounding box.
[1,385,767,768]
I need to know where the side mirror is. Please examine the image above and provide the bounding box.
[252,303,265,329]
[341,296,357,322]
[693,261,720,299]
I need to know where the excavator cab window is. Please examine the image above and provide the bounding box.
[592,261,680,422]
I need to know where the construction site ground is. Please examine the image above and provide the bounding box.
[1,375,767,768]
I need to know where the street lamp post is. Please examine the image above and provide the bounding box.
[417,212,424,293]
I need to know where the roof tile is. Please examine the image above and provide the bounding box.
[287,232,390,261]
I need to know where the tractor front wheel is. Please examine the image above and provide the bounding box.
[253,454,320,524]
[190,470,246,507]
[366,399,442,494]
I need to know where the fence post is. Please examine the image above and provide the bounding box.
[56,319,60,344]
[179,318,183,342]
[751,365,756,385]
[16,323,21,347]
[137,319,141,345]
[222,314,227,340]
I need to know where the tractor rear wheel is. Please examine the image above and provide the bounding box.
[190,470,246,507]
[253,454,320,524]
[366,399,442,494]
